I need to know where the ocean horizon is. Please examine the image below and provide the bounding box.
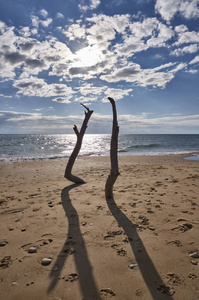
[0,133,199,163]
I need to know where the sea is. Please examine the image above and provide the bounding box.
[0,134,199,162]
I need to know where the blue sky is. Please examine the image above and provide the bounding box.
[0,0,198,134]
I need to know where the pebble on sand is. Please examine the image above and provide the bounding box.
[41,258,52,266]
[130,263,138,269]
[28,247,37,253]
[189,252,199,258]
[0,242,7,247]
[148,226,155,231]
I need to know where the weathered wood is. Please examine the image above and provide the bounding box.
[64,103,93,184]
[105,97,120,199]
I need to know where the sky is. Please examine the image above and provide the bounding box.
[0,0,199,134]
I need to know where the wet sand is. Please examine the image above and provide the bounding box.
[0,154,199,300]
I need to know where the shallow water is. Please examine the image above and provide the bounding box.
[0,134,199,162]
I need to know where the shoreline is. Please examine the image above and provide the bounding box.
[0,154,199,299]
[1,151,199,164]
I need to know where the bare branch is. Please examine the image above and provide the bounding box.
[80,103,90,112]
[105,97,120,199]
[65,104,93,184]
[73,125,80,137]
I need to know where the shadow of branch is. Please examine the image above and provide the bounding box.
[106,196,174,300]
[48,183,101,300]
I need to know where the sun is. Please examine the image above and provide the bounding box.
[74,45,104,67]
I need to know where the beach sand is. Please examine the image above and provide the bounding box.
[0,154,199,300]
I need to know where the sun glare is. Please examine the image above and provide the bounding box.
[75,45,104,67]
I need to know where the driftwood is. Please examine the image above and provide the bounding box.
[64,103,93,184]
[105,97,120,199]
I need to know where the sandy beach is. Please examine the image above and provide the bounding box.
[0,154,199,300]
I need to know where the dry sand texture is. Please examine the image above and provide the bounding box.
[0,154,199,300]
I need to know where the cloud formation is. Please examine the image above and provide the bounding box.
[1,110,199,134]
[155,0,199,22]
[0,5,198,104]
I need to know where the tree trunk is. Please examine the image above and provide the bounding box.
[105,97,120,199]
[64,104,93,184]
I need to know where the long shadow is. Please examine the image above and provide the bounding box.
[106,196,174,300]
[48,184,101,300]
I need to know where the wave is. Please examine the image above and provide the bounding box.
[118,143,161,153]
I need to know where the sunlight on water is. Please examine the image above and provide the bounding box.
[0,134,199,162]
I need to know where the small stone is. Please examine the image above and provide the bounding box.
[148,227,155,231]
[21,228,26,232]
[11,281,17,286]
[9,228,14,231]
[0,242,7,247]
[28,247,37,253]
[131,203,136,207]
[189,252,199,258]
[81,222,86,226]
[191,260,197,265]
[41,258,52,266]
[130,263,138,269]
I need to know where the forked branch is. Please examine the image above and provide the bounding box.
[64,104,93,184]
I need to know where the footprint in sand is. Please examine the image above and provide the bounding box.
[21,237,53,251]
[188,273,197,279]
[111,244,127,256]
[166,273,184,285]
[104,230,123,239]
[100,288,115,297]
[172,223,193,233]
[166,240,182,247]
[157,283,175,296]
[0,256,12,268]
[65,273,79,282]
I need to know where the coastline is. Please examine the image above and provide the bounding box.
[0,154,199,299]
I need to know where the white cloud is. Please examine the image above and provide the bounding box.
[40,9,48,18]
[176,30,199,45]
[175,24,188,33]
[170,62,187,73]
[78,0,100,12]
[0,94,12,98]
[63,23,86,40]
[13,77,74,98]
[0,20,6,33]
[100,62,178,88]
[0,11,197,104]
[56,12,64,19]
[52,97,71,104]
[31,15,52,28]
[186,69,198,74]
[115,17,174,57]
[171,44,198,56]
[189,55,199,64]
[40,18,53,27]
[1,109,199,133]
[31,16,40,28]
[76,83,106,96]
[103,88,133,102]
[155,0,199,22]
[90,0,101,9]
